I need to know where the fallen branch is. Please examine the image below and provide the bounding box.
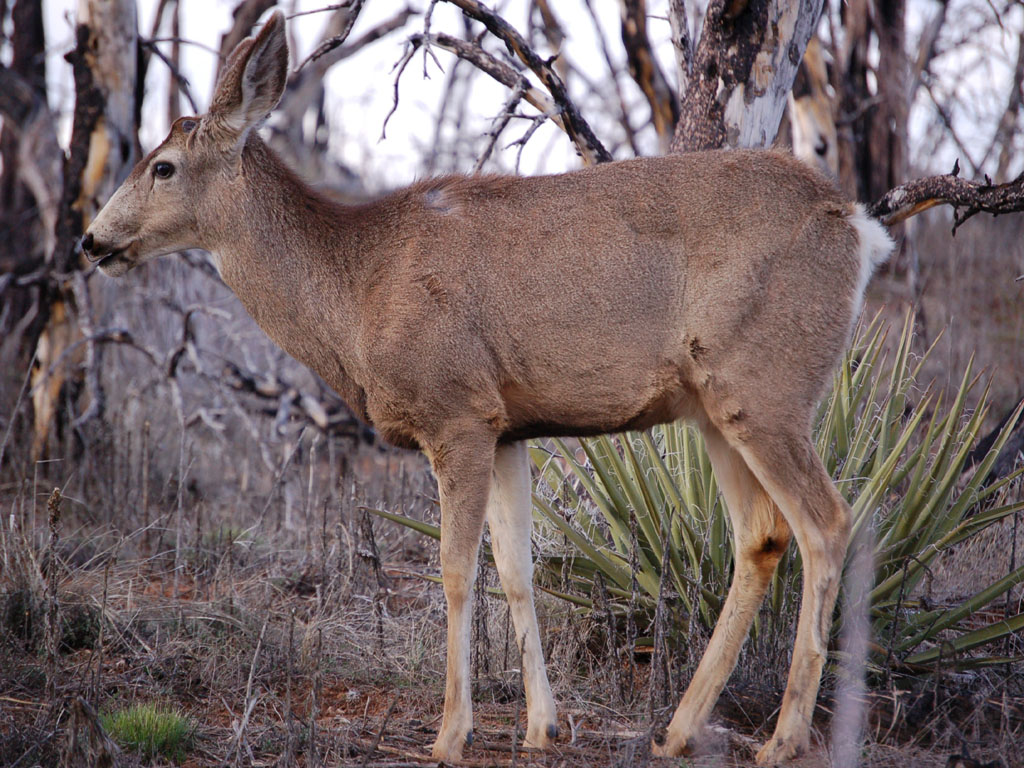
[870,160,1024,232]
[221,360,372,441]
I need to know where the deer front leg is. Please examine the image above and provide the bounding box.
[486,441,557,749]
[427,427,496,763]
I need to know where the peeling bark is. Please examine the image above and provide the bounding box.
[671,0,822,152]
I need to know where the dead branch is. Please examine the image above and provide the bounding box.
[141,39,200,114]
[408,33,557,120]
[471,83,525,173]
[582,0,640,156]
[441,0,611,164]
[869,161,1024,232]
[297,0,366,71]
[221,360,371,441]
[619,0,679,152]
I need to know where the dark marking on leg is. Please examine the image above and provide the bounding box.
[546,723,559,740]
[465,730,473,746]
[760,536,783,555]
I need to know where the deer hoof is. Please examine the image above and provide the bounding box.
[755,734,806,766]
[431,726,472,762]
[523,720,558,750]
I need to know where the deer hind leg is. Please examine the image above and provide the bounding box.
[427,425,497,762]
[655,424,791,758]
[737,433,851,765]
[486,441,558,749]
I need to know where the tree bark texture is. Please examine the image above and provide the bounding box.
[670,0,823,152]
[55,0,139,276]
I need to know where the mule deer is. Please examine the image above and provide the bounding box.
[82,12,893,765]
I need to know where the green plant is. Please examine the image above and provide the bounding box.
[100,702,193,763]
[373,314,1024,670]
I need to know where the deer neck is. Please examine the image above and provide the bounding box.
[204,136,383,417]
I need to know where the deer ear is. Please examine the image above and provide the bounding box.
[205,11,288,145]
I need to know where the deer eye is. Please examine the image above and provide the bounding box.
[154,161,175,179]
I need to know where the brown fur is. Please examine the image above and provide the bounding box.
[83,12,892,765]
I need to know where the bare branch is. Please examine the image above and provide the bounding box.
[619,0,679,152]
[142,40,200,114]
[870,163,1024,232]
[297,0,366,71]
[472,84,525,173]
[442,0,612,164]
[221,360,370,440]
[423,33,556,116]
[582,0,640,156]
[286,2,356,21]
[387,31,565,146]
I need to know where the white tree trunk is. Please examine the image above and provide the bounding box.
[671,0,822,152]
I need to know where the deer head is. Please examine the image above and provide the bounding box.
[81,11,289,276]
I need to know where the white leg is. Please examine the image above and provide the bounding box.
[486,441,558,748]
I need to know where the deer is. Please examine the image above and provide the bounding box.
[82,11,893,765]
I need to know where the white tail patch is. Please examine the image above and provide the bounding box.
[848,204,895,315]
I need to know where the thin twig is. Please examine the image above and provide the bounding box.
[297,0,366,71]
[360,695,401,768]
[142,40,200,113]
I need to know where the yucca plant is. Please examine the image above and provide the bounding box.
[373,314,1024,670]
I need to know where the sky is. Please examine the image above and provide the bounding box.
[31,0,1024,189]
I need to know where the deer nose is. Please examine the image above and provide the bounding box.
[81,232,95,254]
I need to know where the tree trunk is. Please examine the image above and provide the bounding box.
[0,0,49,270]
[670,0,823,152]
[31,0,140,454]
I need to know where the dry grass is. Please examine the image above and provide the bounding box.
[1,212,1022,767]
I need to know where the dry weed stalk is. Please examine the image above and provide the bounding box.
[44,487,62,702]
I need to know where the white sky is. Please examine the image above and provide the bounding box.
[31,0,1024,189]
